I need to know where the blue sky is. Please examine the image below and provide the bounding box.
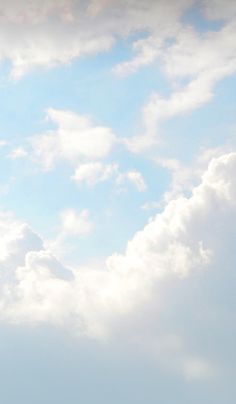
[0,0,236,403]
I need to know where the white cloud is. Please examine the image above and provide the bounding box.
[120,11,236,151]
[112,0,195,77]
[72,162,118,186]
[5,1,235,157]
[0,211,43,275]
[0,0,236,381]
[46,208,94,259]
[72,161,147,192]
[0,153,234,322]
[163,23,236,80]
[28,112,147,191]
[0,152,236,377]
[59,209,93,238]
[116,170,147,192]
[0,0,193,78]
[127,66,236,152]
[154,144,236,203]
[30,109,116,170]
[0,0,114,78]
[155,157,197,203]
[115,3,236,82]
[113,36,163,77]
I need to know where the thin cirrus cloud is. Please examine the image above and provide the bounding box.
[0,152,235,379]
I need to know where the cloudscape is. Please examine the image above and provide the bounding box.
[0,1,236,403]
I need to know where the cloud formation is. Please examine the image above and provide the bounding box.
[0,0,235,388]
[72,162,118,186]
[5,1,236,157]
[121,2,236,150]
[30,109,116,170]
[0,152,235,379]
[0,0,192,78]
[72,162,147,192]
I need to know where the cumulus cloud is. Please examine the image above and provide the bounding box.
[120,6,236,151]
[30,109,116,170]
[128,67,236,152]
[113,36,164,77]
[1,0,236,383]
[72,161,147,192]
[115,1,236,81]
[72,162,118,186]
[127,78,215,150]
[46,208,94,259]
[26,111,147,192]
[0,211,43,269]
[4,0,235,157]
[0,0,114,78]
[116,170,147,192]
[154,144,236,203]
[59,209,93,237]
[0,0,193,78]
[0,152,235,379]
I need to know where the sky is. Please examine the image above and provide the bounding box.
[0,0,236,403]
